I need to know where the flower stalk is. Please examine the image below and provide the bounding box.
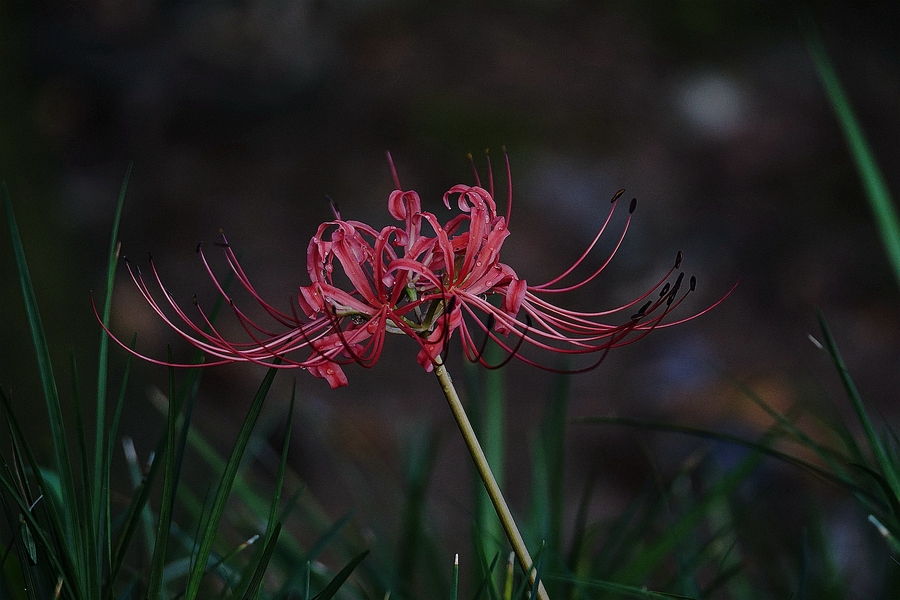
[433,355,549,600]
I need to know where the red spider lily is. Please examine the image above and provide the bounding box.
[100,153,730,388]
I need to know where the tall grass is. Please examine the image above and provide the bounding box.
[0,179,369,599]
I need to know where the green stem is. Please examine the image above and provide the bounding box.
[434,356,549,600]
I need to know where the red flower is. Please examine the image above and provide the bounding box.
[102,153,728,388]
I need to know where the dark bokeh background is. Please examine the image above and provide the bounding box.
[2,0,899,591]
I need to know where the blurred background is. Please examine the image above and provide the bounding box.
[1,0,898,594]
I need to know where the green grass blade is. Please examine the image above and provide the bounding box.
[503,552,513,600]
[545,574,688,599]
[147,362,180,600]
[397,423,440,592]
[306,511,354,565]
[0,472,72,597]
[868,514,900,555]
[561,461,602,598]
[812,386,867,467]
[70,354,91,513]
[526,547,546,600]
[184,366,278,598]
[234,384,296,600]
[102,340,134,595]
[849,462,900,519]
[269,384,295,532]
[450,554,459,600]
[301,561,311,600]
[181,531,259,590]
[611,450,761,586]
[69,352,98,593]
[111,363,206,585]
[0,390,78,597]
[471,547,501,600]
[803,23,900,288]
[465,342,506,582]
[2,183,83,594]
[95,163,132,580]
[817,311,900,505]
[715,368,854,479]
[273,496,352,599]
[151,396,282,523]
[148,383,327,589]
[532,374,568,554]
[578,415,882,508]
[700,561,747,599]
[241,523,282,600]
[0,494,32,598]
[311,549,369,600]
[110,438,156,583]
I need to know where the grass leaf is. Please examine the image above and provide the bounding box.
[184,365,278,598]
[397,423,440,592]
[816,311,900,507]
[578,415,883,509]
[3,182,83,595]
[147,361,181,599]
[311,549,369,600]
[94,163,132,587]
[546,573,691,599]
[241,523,283,600]
[803,23,900,288]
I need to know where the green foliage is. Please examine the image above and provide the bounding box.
[803,22,900,290]
[0,180,371,599]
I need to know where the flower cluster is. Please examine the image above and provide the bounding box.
[105,154,726,388]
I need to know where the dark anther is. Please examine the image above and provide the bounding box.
[327,195,341,220]
[689,275,696,292]
[631,300,652,320]
[435,280,457,361]
[471,313,496,364]
[477,312,529,370]
[611,189,625,204]
[666,273,686,307]
[123,255,130,264]
[674,251,683,269]
[659,282,670,297]
[148,252,154,261]
[196,242,203,253]
[629,198,637,214]
[192,294,198,306]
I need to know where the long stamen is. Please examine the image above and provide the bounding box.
[530,190,628,292]
[502,148,512,226]
[387,150,402,190]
